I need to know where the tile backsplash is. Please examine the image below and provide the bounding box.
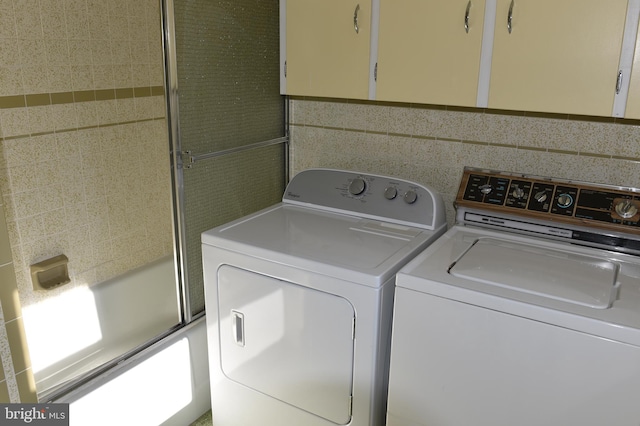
[289,98,640,225]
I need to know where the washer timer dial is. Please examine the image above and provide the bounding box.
[615,199,638,219]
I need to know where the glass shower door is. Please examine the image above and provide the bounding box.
[166,0,287,318]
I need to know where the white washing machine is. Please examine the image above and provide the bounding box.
[202,168,446,426]
[387,167,640,426]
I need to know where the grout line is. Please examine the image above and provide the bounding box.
[0,117,166,143]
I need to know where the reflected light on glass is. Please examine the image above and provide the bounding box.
[70,338,193,426]
[22,286,102,373]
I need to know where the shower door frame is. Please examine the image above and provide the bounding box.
[161,0,290,324]
[161,0,190,323]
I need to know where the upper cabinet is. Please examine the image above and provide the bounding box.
[282,0,372,99]
[376,0,487,107]
[281,0,640,119]
[626,16,640,119]
[488,0,628,116]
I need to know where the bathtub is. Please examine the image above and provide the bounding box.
[42,255,211,425]
[59,316,210,426]
[26,256,182,399]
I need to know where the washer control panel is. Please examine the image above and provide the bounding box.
[457,167,640,233]
[283,168,446,230]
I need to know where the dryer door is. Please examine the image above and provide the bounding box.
[217,265,355,424]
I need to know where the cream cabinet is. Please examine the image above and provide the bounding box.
[283,0,372,99]
[488,0,628,116]
[626,18,640,119]
[282,0,637,118]
[376,0,487,107]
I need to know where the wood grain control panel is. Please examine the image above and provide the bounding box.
[455,168,640,236]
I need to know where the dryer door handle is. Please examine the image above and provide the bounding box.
[232,310,245,347]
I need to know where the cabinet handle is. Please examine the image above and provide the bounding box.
[507,0,514,33]
[465,1,471,33]
[354,4,360,34]
[616,71,623,94]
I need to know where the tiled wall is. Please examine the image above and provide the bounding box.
[0,200,36,402]
[0,0,171,401]
[289,98,640,225]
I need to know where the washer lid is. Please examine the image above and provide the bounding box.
[396,226,640,346]
[450,238,618,309]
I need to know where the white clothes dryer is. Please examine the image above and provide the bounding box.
[202,168,446,426]
[387,167,640,426]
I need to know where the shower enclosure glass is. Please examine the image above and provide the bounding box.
[1,0,183,401]
[167,0,287,319]
[15,0,284,401]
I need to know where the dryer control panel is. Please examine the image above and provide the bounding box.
[456,167,640,240]
[283,168,446,230]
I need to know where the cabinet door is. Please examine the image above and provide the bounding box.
[489,0,628,116]
[285,0,371,99]
[626,19,640,119]
[376,0,486,107]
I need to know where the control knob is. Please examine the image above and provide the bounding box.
[534,190,547,203]
[615,199,638,219]
[557,193,573,208]
[403,190,418,204]
[384,186,398,200]
[479,184,492,195]
[512,185,525,199]
[348,178,366,196]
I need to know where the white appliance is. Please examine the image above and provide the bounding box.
[387,167,640,426]
[202,168,446,426]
